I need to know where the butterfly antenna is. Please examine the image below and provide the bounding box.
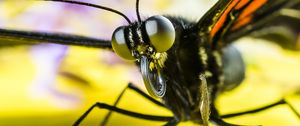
[41,0,132,24]
[136,0,142,23]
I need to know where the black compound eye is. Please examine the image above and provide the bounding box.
[144,15,175,52]
[111,26,135,60]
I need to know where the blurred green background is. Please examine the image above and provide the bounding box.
[0,0,300,126]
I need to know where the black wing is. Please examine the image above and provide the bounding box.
[0,28,112,49]
[198,0,300,50]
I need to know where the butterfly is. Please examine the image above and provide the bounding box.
[0,0,300,126]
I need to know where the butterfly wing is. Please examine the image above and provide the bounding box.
[198,0,300,50]
[0,28,112,49]
[196,0,300,92]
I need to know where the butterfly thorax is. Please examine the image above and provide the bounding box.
[149,16,224,123]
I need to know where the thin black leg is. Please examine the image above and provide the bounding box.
[210,117,246,126]
[73,102,173,126]
[210,103,264,126]
[209,104,243,126]
[220,99,300,119]
[100,82,166,126]
[126,82,165,107]
[163,119,179,126]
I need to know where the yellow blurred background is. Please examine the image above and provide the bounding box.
[0,0,299,126]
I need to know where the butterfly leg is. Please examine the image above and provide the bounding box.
[209,104,244,126]
[163,119,179,126]
[210,117,244,126]
[100,82,166,126]
[73,102,173,126]
[220,98,299,119]
[73,82,170,126]
[200,74,241,126]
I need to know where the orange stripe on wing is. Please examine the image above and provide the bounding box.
[235,0,250,10]
[210,0,240,39]
[231,0,268,30]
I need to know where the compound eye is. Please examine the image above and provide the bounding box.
[111,26,135,60]
[145,15,175,52]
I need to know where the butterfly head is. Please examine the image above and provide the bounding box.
[111,15,175,60]
[111,15,175,98]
